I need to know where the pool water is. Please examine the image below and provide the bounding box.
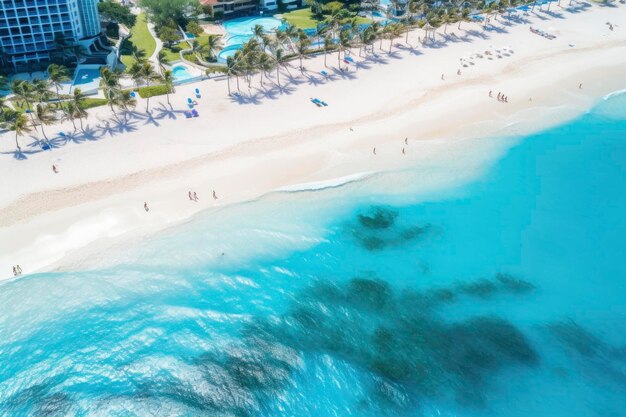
[218,16,283,62]
[171,64,194,81]
[73,68,101,86]
[185,32,196,39]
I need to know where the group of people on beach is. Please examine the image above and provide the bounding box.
[373,137,409,156]
[143,190,219,213]
[12,265,23,277]
[489,90,509,103]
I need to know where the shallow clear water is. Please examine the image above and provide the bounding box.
[1,93,625,416]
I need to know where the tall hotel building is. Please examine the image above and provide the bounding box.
[0,0,102,72]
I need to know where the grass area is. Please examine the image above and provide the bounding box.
[82,98,109,109]
[279,8,372,30]
[119,13,157,70]
[279,8,320,29]
[160,44,183,62]
[135,84,171,98]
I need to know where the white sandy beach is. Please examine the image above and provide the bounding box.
[1,3,625,278]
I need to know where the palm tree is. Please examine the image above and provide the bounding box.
[252,24,265,42]
[128,61,144,88]
[225,55,237,95]
[71,88,88,131]
[162,70,175,106]
[256,53,274,87]
[458,7,471,30]
[388,23,405,53]
[63,101,79,131]
[323,35,334,67]
[139,61,159,112]
[99,67,121,118]
[47,64,70,102]
[32,78,52,104]
[272,48,289,88]
[295,37,311,73]
[274,29,289,50]
[338,29,352,69]
[115,90,136,119]
[6,112,31,152]
[33,103,56,144]
[156,50,170,75]
[203,34,224,62]
[11,80,38,133]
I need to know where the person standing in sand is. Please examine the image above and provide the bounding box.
[193,192,198,201]
[188,191,193,201]
[373,147,376,155]
[144,202,149,212]
[405,137,408,145]
[213,190,218,200]
[52,164,58,173]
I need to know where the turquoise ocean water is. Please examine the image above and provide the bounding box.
[1,92,625,416]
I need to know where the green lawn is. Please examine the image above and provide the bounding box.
[279,8,320,29]
[278,8,372,30]
[160,44,184,62]
[120,13,157,69]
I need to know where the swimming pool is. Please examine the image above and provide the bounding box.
[172,64,194,81]
[218,16,283,62]
[185,32,196,39]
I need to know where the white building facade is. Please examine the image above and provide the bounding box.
[0,0,101,72]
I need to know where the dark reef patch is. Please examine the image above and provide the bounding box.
[223,274,540,411]
[357,207,399,230]
[548,320,604,357]
[350,206,433,251]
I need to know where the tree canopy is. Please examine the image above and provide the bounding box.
[97,0,137,27]
[139,0,201,26]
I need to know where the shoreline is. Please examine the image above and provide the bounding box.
[1,4,625,279]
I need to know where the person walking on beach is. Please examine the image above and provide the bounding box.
[213,190,218,200]
[144,202,149,212]
[188,191,193,201]
[579,83,583,89]
[193,192,198,201]
[52,164,58,174]
[489,90,493,97]
[405,137,408,145]
[12,266,17,276]
[441,74,445,80]
[457,69,461,76]
[402,148,406,155]
[373,147,376,155]
[497,92,501,101]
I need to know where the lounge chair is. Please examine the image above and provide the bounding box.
[310,98,321,107]
[320,70,328,77]
[41,142,51,151]
[191,109,199,117]
[184,111,192,118]
[345,56,355,63]
[194,88,201,98]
